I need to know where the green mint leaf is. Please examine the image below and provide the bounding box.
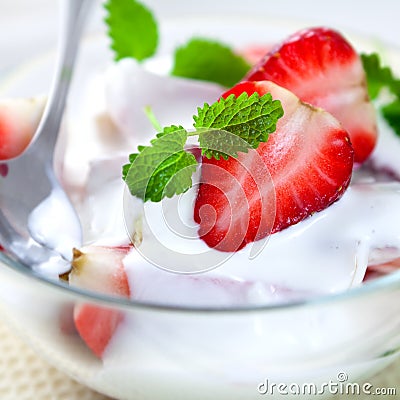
[124,127,197,202]
[122,163,131,181]
[361,53,400,99]
[123,93,283,202]
[156,125,186,138]
[171,38,251,87]
[194,92,283,159]
[196,129,253,160]
[382,99,400,137]
[104,0,158,62]
[361,53,400,135]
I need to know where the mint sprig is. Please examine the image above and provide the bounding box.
[172,38,251,87]
[104,0,158,61]
[196,92,283,159]
[362,52,400,136]
[123,93,284,202]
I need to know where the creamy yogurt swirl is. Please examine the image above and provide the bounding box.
[55,58,400,307]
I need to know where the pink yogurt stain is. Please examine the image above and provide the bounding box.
[0,163,9,177]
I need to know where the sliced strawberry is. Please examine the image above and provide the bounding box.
[363,257,400,282]
[194,80,354,252]
[245,27,377,163]
[73,304,124,358]
[0,97,46,160]
[68,245,131,357]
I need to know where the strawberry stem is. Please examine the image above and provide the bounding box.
[143,105,163,132]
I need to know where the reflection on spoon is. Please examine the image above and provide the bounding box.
[28,187,82,273]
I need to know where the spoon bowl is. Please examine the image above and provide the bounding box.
[0,0,93,271]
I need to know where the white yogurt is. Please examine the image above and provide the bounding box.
[54,58,400,308]
[27,186,82,276]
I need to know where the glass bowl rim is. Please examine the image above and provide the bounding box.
[1,251,400,313]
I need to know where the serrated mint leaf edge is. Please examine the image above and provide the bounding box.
[104,0,159,62]
[124,128,199,202]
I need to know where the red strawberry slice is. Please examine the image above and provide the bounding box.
[363,257,400,281]
[245,27,376,163]
[73,305,124,358]
[69,245,131,358]
[0,97,46,160]
[194,80,354,252]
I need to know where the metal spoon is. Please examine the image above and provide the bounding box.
[0,0,93,271]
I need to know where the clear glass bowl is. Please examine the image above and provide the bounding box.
[1,2,400,399]
[1,252,400,399]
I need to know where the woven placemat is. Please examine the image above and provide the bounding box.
[0,318,111,400]
[0,317,398,400]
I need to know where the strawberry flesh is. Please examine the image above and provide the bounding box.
[194,81,354,252]
[69,245,131,357]
[245,27,377,163]
[74,304,124,358]
[363,257,400,282]
[0,97,46,160]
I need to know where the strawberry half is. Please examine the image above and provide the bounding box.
[194,80,354,252]
[245,27,376,163]
[0,97,46,160]
[69,245,131,358]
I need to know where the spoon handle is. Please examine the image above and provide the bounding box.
[31,0,94,158]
